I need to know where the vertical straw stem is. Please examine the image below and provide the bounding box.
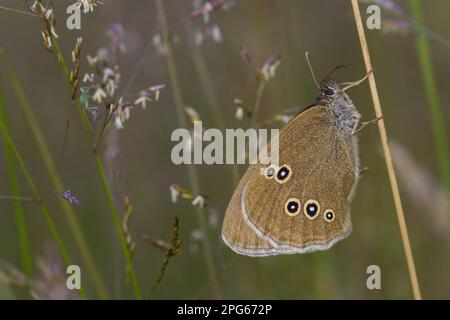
[155,0,221,299]
[350,0,422,300]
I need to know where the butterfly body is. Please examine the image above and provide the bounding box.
[317,79,361,133]
[222,77,365,257]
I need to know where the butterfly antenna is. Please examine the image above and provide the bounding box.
[325,64,347,79]
[305,52,320,89]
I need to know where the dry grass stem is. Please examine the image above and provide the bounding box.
[351,0,422,300]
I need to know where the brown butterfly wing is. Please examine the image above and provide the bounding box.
[222,165,276,256]
[222,105,359,255]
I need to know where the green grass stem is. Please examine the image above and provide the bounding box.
[44,22,142,300]
[0,115,87,299]
[409,0,450,218]
[0,80,32,276]
[1,54,110,299]
[155,0,222,299]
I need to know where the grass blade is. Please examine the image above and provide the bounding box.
[0,78,32,276]
[409,0,450,218]
[1,53,110,299]
[0,112,86,299]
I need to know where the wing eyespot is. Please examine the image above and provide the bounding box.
[275,164,292,184]
[324,209,335,222]
[284,198,301,216]
[263,164,278,179]
[304,199,320,220]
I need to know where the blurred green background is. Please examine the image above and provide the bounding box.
[0,0,449,299]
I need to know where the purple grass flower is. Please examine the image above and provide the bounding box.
[90,107,101,121]
[60,190,80,206]
[107,23,126,54]
[374,0,405,17]
[240,46,252,64]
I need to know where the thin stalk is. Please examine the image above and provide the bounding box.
[0,119,86,299]
[183,19,240,185]
[46,33,142,299]
[155,0,222,299]
[0,196,35,201]
[1,54,109,299]
[0,6,40,18]
[409,0,450,217]
[250,81,266,128]
[410,20,450,51]
[0,80,32,276]
[351,0,422,300]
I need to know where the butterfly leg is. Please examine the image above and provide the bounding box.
[341,69,374,91]
[352,116,383,135]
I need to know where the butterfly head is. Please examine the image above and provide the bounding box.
[305,52,369,106]
[317,79,344,103]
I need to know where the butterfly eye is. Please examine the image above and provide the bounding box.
[324,209,335,222]
[275,164,292,184]
[264,165,277,179]
[324,88,335,96]
[284,198,301,216]
[304,199,320,220]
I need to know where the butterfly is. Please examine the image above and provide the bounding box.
[222,53,378,256]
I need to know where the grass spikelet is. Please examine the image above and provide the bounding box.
[148,216,182,297]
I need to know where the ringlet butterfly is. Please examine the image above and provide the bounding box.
[222,53,379,256]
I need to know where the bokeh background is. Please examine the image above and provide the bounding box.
[0,0,449,299]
